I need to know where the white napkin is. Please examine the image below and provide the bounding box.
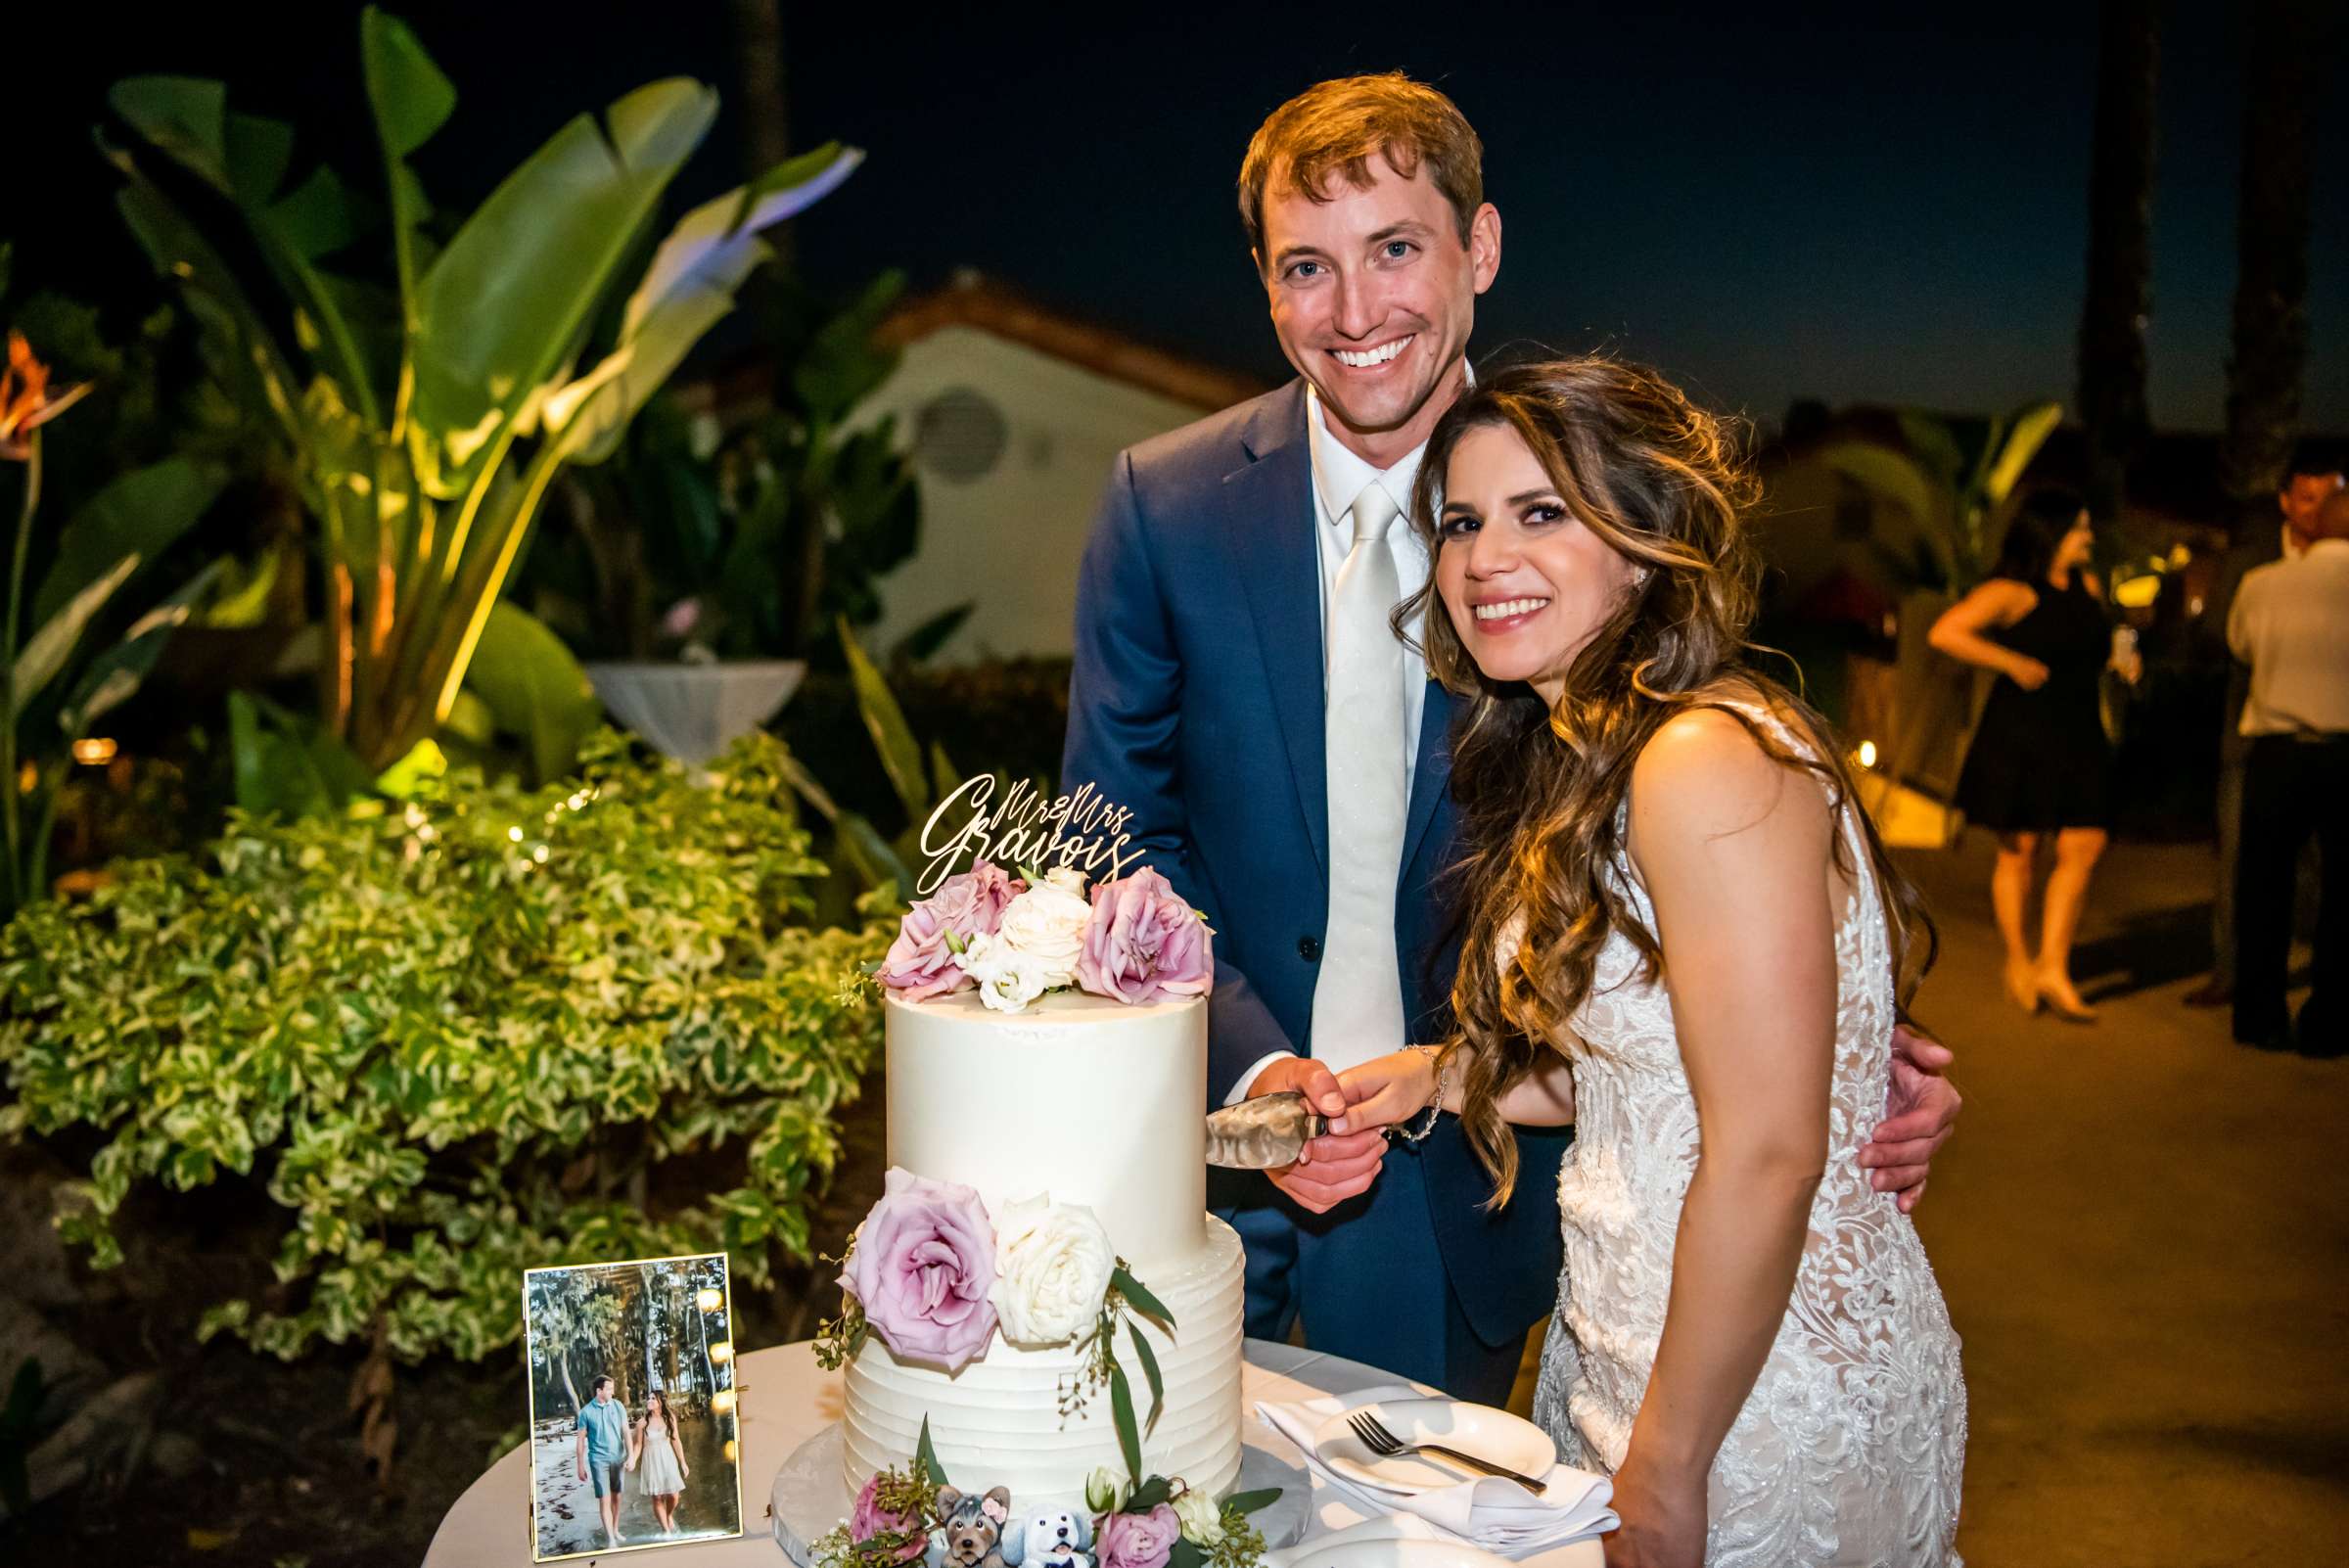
[1254,1386,1617,1558]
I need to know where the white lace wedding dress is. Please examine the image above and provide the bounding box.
[1526,720,1967,1566]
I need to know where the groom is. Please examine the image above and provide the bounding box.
[1061,74,1958,1404]
[575,1373,630,1547]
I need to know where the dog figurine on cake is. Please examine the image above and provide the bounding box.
[1000,1505,1093,1568]
[930,1487,1014,1568]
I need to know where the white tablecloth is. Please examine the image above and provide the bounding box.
[424,1339,1601,1568]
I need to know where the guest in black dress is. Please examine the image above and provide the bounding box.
[1931,491,2140,1021]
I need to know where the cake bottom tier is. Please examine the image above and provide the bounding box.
[843,1217,1246,1504]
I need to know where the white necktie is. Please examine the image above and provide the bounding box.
[1312,481,1410,1073]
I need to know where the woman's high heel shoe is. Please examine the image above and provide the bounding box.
[2034,973,2097,1024]
[2004,959,2041,1014]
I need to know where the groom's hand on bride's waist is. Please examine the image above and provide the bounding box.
[1248,1058,1387,1214]
[1860,1023,1962,1213]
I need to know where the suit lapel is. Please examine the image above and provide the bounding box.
[1222,383,1328,876]
[1401,677,1453,881]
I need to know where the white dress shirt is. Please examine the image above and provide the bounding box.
[1223,379,1451,1102]
[2231,537,2349,738]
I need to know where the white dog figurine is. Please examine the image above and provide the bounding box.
[1000,1505,1093,1568]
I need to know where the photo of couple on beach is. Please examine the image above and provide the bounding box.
[525,1253,744,1560]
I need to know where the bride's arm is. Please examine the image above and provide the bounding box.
[1609,711,1840,1563]
[1488,1052,1576,1125]
[1330,1040,1575,1130]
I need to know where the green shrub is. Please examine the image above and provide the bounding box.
[0,729,891,1365]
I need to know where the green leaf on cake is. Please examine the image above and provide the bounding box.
[916,1415,950,1490]
[1112,1265,1175,1331]
[1125,1475,1173,1512]
[1108,1359,1144,1480]
[1222,1488,1282,1516]
[1168,1541,1204,1568]
[1128,1318,1165,1432]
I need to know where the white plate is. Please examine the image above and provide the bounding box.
[1284,1539,1519,1568]
[1312,1398,1559,1496]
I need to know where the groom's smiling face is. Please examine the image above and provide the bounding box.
[1256,155,1498,461]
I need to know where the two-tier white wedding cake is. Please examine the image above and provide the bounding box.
[841,986,1246,1503]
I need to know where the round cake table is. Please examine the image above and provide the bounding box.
[425,1338,1601,1568]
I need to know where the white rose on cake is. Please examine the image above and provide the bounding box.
[993,877,1092,988]
[1172,1489,1225,1546]
[990,1192,1115,1346]
[958,932,1051,1014]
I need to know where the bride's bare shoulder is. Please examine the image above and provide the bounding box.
[1631,693,1831,842]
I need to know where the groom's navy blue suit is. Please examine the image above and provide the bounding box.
[1062,380,1571,1402]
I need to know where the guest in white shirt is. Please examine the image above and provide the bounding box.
[2227,484,2349,1056]
[2184,447,2344,1009]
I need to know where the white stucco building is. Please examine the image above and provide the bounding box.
[851,274,1268,664]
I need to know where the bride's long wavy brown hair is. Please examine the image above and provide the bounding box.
[1398,356,1936,1206]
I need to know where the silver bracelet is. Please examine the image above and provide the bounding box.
[1392,1044,1450,1144]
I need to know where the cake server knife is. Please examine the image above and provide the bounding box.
[1203,1090,1329,1169]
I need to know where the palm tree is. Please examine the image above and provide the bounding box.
[2075,0,2160,527]
[729,0,793,269]
[530,1270,597,1416]
[2216,0,2325,541]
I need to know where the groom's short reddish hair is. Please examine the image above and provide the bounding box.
[1239,73,1485,264]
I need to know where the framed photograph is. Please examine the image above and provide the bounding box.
[524,1252,745,1561]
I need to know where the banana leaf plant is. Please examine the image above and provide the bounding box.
[519,270,934,667]
[1819,400,2063,828]
[101,5,860,772]
[1819,400,2063,593]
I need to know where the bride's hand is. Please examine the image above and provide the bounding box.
[1602,1452,1707,1568]
[1331,1049,1438,1133]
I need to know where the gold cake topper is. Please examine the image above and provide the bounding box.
[916,777,1146,895]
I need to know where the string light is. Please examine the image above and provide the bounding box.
[70,737,118,765]
[709,1341,734,1363]
[723,1439,739,1463]
[710,1389,736,1414]
[696,1288,722,1312]
[1856,740,1879,770]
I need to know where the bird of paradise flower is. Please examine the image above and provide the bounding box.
[2,329,93,909]
[0,329,91,462]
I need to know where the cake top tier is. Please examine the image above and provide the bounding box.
[885,988,1210,1271]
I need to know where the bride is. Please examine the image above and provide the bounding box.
[1339,358,1966,1566]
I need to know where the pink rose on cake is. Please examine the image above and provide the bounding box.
[1077,868,1214,1005]
[849,1472,929,1560]
[840,1168,999,1370]
[881,860,1026,1001]
[1096,1503,1182,1568]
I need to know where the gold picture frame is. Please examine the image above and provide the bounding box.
[523,1251,746,1561]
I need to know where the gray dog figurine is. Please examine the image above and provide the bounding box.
[932,1486,1013,1568]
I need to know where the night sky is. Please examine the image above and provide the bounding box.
[14,2,2346,433]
